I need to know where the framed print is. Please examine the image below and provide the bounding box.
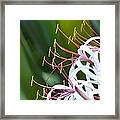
[0,0,120,119]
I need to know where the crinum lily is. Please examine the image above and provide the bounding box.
[46,36,100,100]
[31,20,100,100]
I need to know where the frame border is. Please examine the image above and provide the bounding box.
[0,0,119,119]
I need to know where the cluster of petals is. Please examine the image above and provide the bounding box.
[47,36,100,100]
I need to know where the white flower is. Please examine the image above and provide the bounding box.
[46,36,100,100]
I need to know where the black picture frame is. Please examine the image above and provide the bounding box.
[0,0,119,119]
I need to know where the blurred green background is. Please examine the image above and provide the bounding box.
[20,20,100,100]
